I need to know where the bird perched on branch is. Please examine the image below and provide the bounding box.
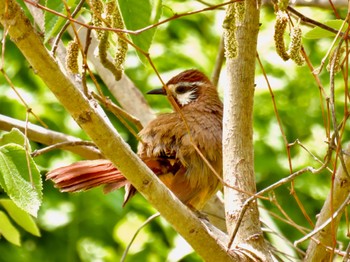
[47,69,223,210]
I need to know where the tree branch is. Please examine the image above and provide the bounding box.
[263,0,349,8]
[0,114,102,159]
[66,21,155,127]
[304,143,350,261]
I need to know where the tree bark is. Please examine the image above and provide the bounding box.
[304,144,350,261]
[223,1,273,260]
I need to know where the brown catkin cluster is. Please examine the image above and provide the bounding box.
[66,40,79,74]
[274,11,290,61]
[234,2,245,23]
[105,0,128,80]
[97,0,120,62]
[223,3,238,59]
[105,1,116,24]
[114,7,128,80]
[98,29,120,78]
[89,0,104,40]
[90,0,128,81]
[288,25,304,66]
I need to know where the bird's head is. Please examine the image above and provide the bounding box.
[148,69,217,108]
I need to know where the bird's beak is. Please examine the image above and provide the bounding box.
[147,88,166,95]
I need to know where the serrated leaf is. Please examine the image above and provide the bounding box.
[0,144,42,217]
[44,0,78,43]
[44,0,76,43]
[44,0,66,43]
[0,128,30,151]
[304,20,347,39]
[0,199,40,237]
[118,0,162,63]
[0,211,21,246]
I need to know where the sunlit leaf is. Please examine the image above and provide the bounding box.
[0,199,41,236]
[44,0,77,43]
[0,144,42,217]
[0,211,21,246]
[44,0,65,43]
[118,0,162,63]
[0,128,30,151]
[304,20,347,39]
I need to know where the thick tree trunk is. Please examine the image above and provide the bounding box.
[223,1,273,260]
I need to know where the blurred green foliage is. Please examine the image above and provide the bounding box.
[0,1,349,261]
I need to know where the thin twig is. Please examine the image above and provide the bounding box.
[196,0,223,8]
[82,26,92,96]
[31,141,98,157]
[120,213,160,262]
[287,6,343,37]
[289,139,333,173]
[0,68,47,128]
[261,218,306,258]
[327,0,341,19]
[25,109,34,187]
[23,0,239,36]
[211,35,225,87]
[294,193,350,246]
[344,241,350,262]
[92,92,143,133]
[51,0,86,55]
[327,32,350,258]
[1,28,46,127]
[257,52,314,226]
[314,18,347,75]
[261,206,310,233]
[0,25,8,69]
[227,164,329,249]
[271,192,313,231]
[329,22,350,179]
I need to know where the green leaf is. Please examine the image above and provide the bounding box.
[304,20,348,39]
[0,211,21,246]
[0,128,31,151]
[118,0,162,63]
[44,0,65,43]
[0,199,40,237]
[44,0,77,43]
[0,144,42,217]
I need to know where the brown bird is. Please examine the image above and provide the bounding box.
[47,69,223,210]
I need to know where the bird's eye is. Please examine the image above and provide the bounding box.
[175,85,188,94]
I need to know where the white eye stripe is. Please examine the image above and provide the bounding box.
[167,81,204,91]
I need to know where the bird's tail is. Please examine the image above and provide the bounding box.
[46,159,128,194]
